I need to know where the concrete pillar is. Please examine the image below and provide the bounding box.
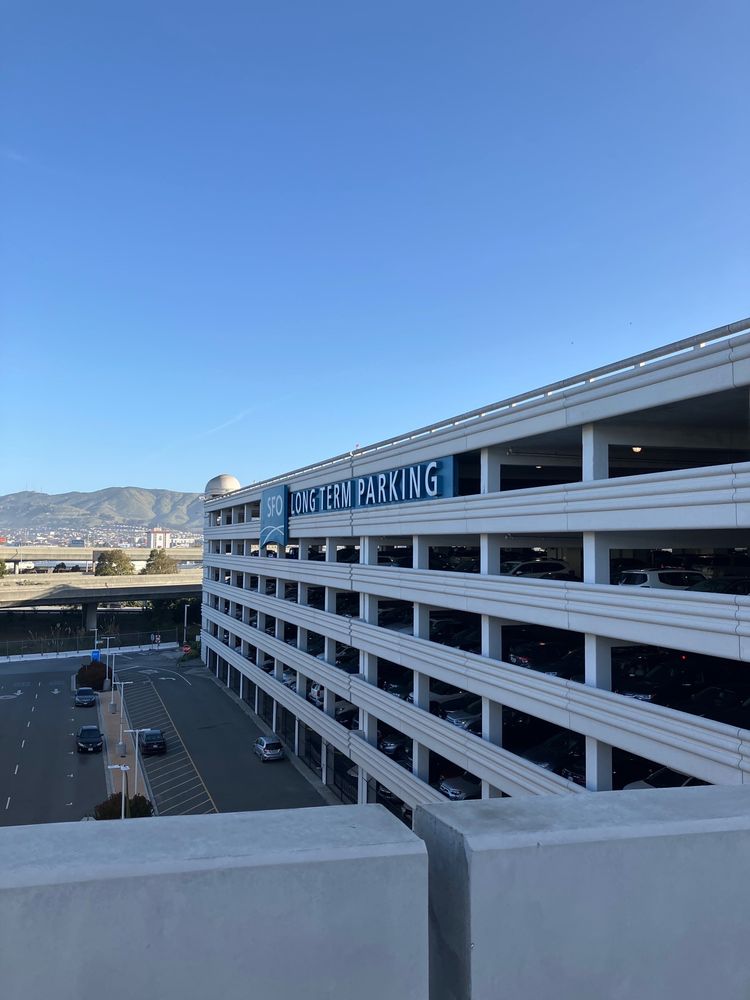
[362,709,377,744]
[412,535,429,569]
[81,602,98,631]
[296,672,308,702]
[480,534,502,575]
[361,592,378,625]
[583,532,610,584]
[254,686,259,714]
[239,673,244,702]
[323,687,336,717]
[272,699,278,732]
[480,446,503,494]
[324,634,336,664]
[360,536,378,565]
[582,423,609,481]
[413,742,429,781]
[321,739,328,784]
[298,627,308,653]
[325,539,338,563]
[481,616,503,660]
[412,671,430,711]
[585,634,613,791]
[413,603,430,639]
[298,582,308,606]
[294,718,300,756]
[361,652,378,686]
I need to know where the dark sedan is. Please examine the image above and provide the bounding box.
[138,728,167,755]
[74,687,97,707]
[76,725,104,753]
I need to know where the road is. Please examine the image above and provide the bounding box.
[114,650,326,813]
[0,657,107,826]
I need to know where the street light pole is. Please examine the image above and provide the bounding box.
[113,680,133,755]
[108,764,130,819]
[183,602,189,645]
[125,727,152,798]
[109,651,118,713]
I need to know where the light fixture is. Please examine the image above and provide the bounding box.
[631,446,643,454]
[535,465,542,470]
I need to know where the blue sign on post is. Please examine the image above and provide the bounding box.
[91,650,101,662]
[260,485,289,548]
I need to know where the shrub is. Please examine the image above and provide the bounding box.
[94,793,154,820]
[76,661,107,691]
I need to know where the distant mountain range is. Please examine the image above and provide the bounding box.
[0,488,203,532]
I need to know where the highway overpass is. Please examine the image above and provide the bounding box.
[0,546,203,568]
[0,570,202,628]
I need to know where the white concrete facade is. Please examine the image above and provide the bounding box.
[202,318,750,811]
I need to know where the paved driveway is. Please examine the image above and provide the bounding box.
[115,651,326,814]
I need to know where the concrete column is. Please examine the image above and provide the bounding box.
[226,665,232,689]
[361,652,378,686]
[272,700,278,732]
[239,673,244,702]
[296,672,308,702]
[294,718,300,755]
[324,634,336,664]
[82,602,98,631]
[585,634,613,791]
[361,592,378,625]
[582,423,609,481]
[413,603,430,639]
[480,534,502,576]
[583,532,611,585]
[362,709,377,745]
[254,686,259,714]
[325,539,338,563]
[323,687,336,717]
[360,536,378,565]
[298,539,310,560]
[412,671,430,711]
[413,742,429,782]
[480,446,503,494]
[298,582,308,606]
[298,627,308,653]
[481,616,503,660]
[412,535,429,569]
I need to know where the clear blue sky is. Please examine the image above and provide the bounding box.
[1,1,748,497]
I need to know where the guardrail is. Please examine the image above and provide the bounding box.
[0,628,179,659]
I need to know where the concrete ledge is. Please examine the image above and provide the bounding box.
[415,786,750,1000]
[0,806,427,1000]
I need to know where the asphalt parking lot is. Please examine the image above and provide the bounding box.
[114,650,326,814]
[0,657,107,827]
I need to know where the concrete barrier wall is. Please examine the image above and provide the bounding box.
[415,786,750,1000]
[0,805,428,1000]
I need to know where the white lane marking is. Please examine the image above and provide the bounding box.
[67,773,74,778]
[35,693,38,700]
[4,797,10,810]
[26,721,30,728]
[20,739,25,749]
[51,689,60,695]
[31,706,35,713]
[14,764,18,775]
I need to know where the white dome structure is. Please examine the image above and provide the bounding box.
[204,473,241,498]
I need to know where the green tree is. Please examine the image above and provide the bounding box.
[0,559,6,578]
[95,549,135,576]
[140,548,178,575]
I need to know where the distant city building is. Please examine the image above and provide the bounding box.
[148,527,171,549]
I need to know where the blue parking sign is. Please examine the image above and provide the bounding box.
[260,485,288,548]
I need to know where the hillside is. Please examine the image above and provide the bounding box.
[0,487,203,532]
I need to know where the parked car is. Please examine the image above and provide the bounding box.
[253,735,285,762]
[438,771,482,801]
[138,729,167,755]
[74,687,97,707]
[618,569,707,589]
[442,697,482,730]
[379,677,413,700]
[76,725,104,753]
[624,766,709,790]
[672,686,750,728]
[500,559,573,580]
[613,657,713,703]
[378,730,411,756]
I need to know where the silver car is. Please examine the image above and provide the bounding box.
[253,735,285,762]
